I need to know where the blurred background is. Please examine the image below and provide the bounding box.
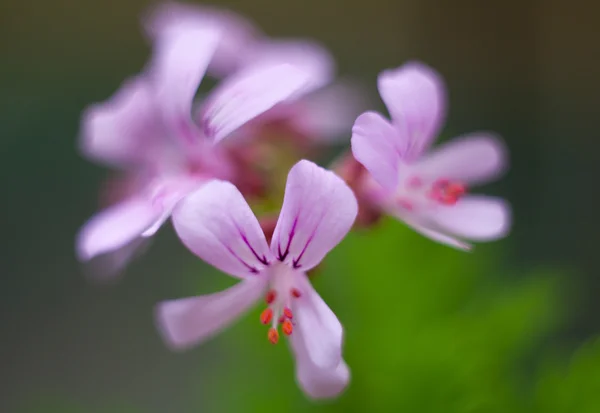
[1,0,599,412]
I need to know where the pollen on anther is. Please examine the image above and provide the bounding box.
[291,288,302,298]
[260,308,273,325]
[282,320,293,336]
[283,307,293,319]
[265,290,277,304]
[268,328,279,344]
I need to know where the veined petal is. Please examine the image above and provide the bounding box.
[290,273,343,370]
[76,197,163,261]
[351,111,404,191]
[427,195,511,241]
[149,23,220,144]
[172,180,273,278]
[200,63,313,143]
[143,2,259,77]
[412,133,507,185]
[80,77,163,168]
[378,61,446,159]
[156,278,268,350]
[242,39,334,94]
[271,160,357,271]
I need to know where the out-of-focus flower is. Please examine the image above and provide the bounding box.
[350,62,511,250]
[77,19,317,275]
[156,160,357,399]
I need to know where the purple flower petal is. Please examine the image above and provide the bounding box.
[149,23,221,144]
[172,180,273,278]
[378,61,446,159]
[271,160,357,271]
[351,111,404,191]
[403,219,472,251]
[295,358,350,400]
[242,39,334,94]
[143,2,259,77]
[412,133,507,185]
[80,77,163,168]
[156,278,268,350]
[200,63,313,143]
[427,195,511,241]
[290,273,344,370]
[76,197,163,261]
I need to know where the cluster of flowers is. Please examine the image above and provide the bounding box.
[76,3,511,400]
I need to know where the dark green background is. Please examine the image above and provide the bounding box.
[1,0,598,411]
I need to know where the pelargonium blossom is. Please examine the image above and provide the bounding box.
[76,18,318,275]
[156,160,357,399]
[351,62,511,250]
[145,2,365,146]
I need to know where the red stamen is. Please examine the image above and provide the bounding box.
[260,308,273,325]
[397,198,414,211]
[291,288,302,298]
[268,328,279,344]
[278,316,286,324]
[283,307,293,319]
[282,320,293,336]
[265,290,276,304]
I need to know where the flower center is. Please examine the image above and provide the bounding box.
[393,175,468,212]
[259,264,303,344]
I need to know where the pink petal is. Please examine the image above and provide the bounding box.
[427,195,511,241]
[351,111,403,191]
[149,23,220,144]
[80,77,162,168]
[156,278,268,350]
[171,180,273,278]
[200,63,313,143]
[143,2,259,77]
[83,237,152,281]
[412,133,508,185]
[378,61,446,159]
[271,160,358,271]
[76,197,163,261]
[290,273,344,370]
[295,358,350,400]
[403,219,472,251]
[242,39,334,94]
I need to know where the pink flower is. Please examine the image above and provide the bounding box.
[351,62,511,250]
[156,160,357,399]
[146,2,365,144]
[77,19,317,274]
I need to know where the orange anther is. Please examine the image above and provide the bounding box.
[283,307,293,319]
[260,308,273,325]
[282,320,293,336]
[268,328,279,344]
[265,290,277,304]
[291,288,302,298]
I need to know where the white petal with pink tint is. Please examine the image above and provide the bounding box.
[378,62,446,159]
[271,160,358,271]
[295,358,350,400]
[80,77,162,168]
[143,2,259,77]
[150,24,220,143]
[403,219,472,251]
[156,278,268,350]
[242,39,334,94]
[172,180,273,278]
[201,64,313,143]
[412,133,507,185]
[351,111,403,191]
[427,196,511,241]
[76,197,163,261]
[291,273,343,369]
